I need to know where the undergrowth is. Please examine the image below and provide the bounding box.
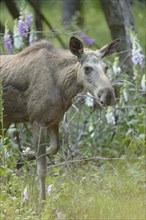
[0,159,145,220]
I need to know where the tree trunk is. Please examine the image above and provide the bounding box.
[4,0,19,19]
[31,0,43,39]
[0,22,5,33]
[100,0,136,73]
[63,0,83,27]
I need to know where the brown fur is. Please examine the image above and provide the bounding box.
[0,41,79,127]
[0,37,120,205]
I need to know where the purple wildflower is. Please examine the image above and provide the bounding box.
[78,33,95,46]
[47,184,52,196]
[23,188,29,200]
[4,33,12,53]
[25,14,33,27]
[13,19,24,49]
[56,210,62,219]
[132,51,145,68]
[4,150,9,158]
[18,16,29,38]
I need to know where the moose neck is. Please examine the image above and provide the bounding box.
[58,61,83,103]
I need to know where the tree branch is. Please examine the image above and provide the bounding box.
[27,0,66,48]
[4,0,19,19]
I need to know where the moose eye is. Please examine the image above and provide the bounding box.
[84,66,93,75]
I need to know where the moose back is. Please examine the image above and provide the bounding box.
[0,36,120,204]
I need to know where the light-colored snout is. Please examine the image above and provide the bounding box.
[97,87,115,107]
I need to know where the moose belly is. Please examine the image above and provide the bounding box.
[28,99,72,127]
[3,104,28,123]
[3,87,28,123]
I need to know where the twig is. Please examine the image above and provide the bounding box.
[48,156,127,169]
[66,104,79,128]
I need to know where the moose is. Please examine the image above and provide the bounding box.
[0,36,120,205]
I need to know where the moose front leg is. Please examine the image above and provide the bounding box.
[32,122,60,206]
[32,122,47,205]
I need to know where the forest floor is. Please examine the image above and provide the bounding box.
[1,158,145,220]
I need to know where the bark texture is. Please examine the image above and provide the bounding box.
[100,0,136,73]
[63,0,83,27]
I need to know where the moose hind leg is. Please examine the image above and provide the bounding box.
[37,143,46,203]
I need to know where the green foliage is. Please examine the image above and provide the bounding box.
[0,80,4,133]
[0,159,145,219]
[0,1,145,219]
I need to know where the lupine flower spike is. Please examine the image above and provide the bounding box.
[131,35,145,68]
[4,150,9,158]
[106,107,115,125]
[47,184,52,196]
[113,57,121,76]
[23,187,29,200]
[56,210,62,219]
[141,74,146,92]
[18,12,33,38]
[25,14,33,26]
[29,31,37,46]
[4,23,13,53]
[13,20,24,49]
[18,12,29,38]
[85,93,94,107]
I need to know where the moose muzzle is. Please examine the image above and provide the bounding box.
[97,87,116,107]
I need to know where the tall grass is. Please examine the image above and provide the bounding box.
[0,159,145,219]
[0,80,4,137]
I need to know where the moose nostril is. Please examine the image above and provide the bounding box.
[97,88,115,106]
[98,93,104,105]
[100,100,104,105]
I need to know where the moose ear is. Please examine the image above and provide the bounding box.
[69,36,84,58]
[99,38,121,58]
